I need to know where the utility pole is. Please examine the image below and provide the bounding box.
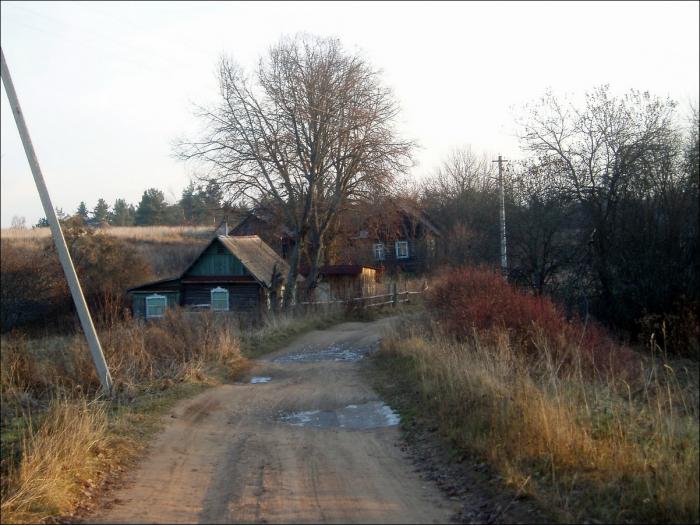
[492,154,508,277]
[1,48,113,395]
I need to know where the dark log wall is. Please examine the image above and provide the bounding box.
[345,234,437,274]
[131,291,180,318]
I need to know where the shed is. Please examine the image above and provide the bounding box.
[316,265,380,301]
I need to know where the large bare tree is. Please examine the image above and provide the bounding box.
[177,35,413,305]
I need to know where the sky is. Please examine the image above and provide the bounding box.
[1,1,698,228]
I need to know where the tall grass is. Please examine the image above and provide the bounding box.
[375,269,699,523]
[0,304,353,523]
[0,309,247,524]
[1,398,112,523]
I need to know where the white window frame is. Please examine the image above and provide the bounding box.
[373,242,386,261]
[395,240,409,259]
[211,286,229,312]
[145,294,167,319]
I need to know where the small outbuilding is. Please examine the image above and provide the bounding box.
[128,235,300,319]
[315,264,380,301]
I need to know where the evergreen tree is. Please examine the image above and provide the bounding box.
[91,198,111,226]
[180,181,198,223]
[135,188,167,225]
[202,181,223,225]
[76,201,89,222]
[111,198,136,226]
[163,203,185,225]
[34,217,50,228]
[179,181,219,225]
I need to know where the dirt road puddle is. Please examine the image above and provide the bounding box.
[272,343,367,364]
[278,402,400,429]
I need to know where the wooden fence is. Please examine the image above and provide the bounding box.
[295,285,425,309]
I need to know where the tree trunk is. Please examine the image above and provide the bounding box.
[283,237,303,308]
[304,231,325,297]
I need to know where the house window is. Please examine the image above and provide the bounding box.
[211,287,229,311]
[373,242,386,260]
[395,241,409,259]
[145,294,167,318]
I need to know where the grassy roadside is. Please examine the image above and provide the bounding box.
[367,334,552,524]
[1,382,214,524]
[370,309,699,524]
[0,306,355,524]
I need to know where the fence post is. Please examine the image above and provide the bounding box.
[392,282,398,307]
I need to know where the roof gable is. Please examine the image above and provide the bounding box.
[218,235,303,287]
[178,235,300,288]
[184,240,249,277]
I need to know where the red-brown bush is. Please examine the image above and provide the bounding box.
[425,266,637,376]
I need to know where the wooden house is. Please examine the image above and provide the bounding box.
[128,235,301,319]
[229,210,296,259]
[332,200,442,275]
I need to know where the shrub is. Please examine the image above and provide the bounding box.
[425,266,636,377]
[0,309,248,409]
[0,241,69,332]
[639,298,700,360]
[1,224,153,332]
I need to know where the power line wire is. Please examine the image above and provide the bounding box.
[67,1,214,61]
[3,3,208,73]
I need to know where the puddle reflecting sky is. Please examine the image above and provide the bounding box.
[278,402,400,429]
[272,344,367,364]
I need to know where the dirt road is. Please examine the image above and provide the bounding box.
[91,319,459,524]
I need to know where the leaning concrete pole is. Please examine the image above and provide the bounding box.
[1,47,113,395]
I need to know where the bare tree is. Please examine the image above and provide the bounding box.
[10,215,26,230]
[177,35,413,305]
[420,146,500,266]
[517,86,696,331]
[508,158,583,295]
[423,145,496,200]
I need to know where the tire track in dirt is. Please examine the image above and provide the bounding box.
[89,318,458,524]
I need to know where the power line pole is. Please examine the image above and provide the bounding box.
[492,154,508,278]
[1,47,113,395]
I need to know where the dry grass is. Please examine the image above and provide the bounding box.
[0,303,360,523]
[241,305,346,358]
[0,226,215,242]
[0,226,213,280]
[376,316,699,523]
[0,308,249,523]
[0,398,112,523]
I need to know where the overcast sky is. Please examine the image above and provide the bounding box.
[1,1,698,227]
